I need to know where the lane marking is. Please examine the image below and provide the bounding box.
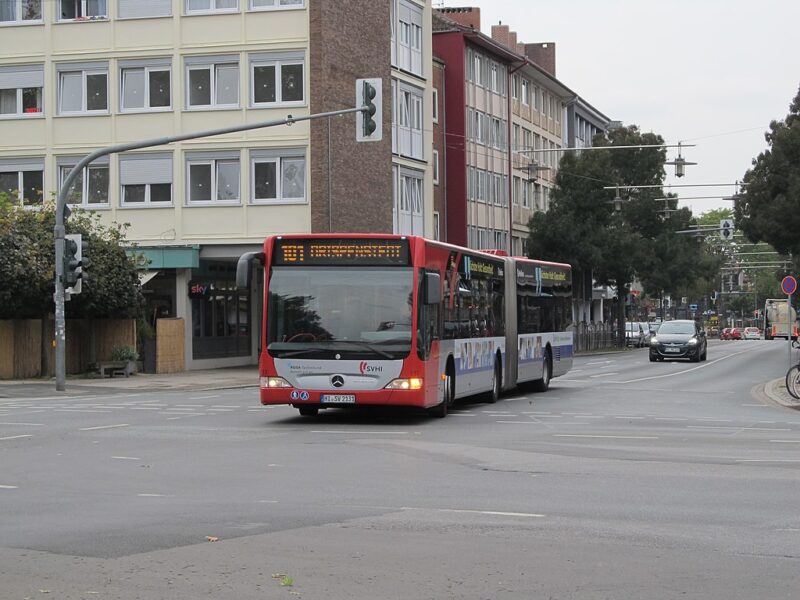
[112,456,141,460]
[553,434,658,440]
[79,423,130,431]
[189,395,221,401]
[137,493,167,497]
[0,484,19,489]
[54,409,112,413]
[311,430,409,435]
[401,507,544,518]
[0,422,44,426]
[687,425,791,431]
[736,459,800,463]
[769,440,800,443]
[0,434,33,441]
[614,346,761,384]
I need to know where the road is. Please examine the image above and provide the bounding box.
[2,339,799,599]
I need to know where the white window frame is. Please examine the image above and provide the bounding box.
[250,150,306,205]
[118,0,172,19]
[395,81,423,160]
[1,0,42,24]
[185,0,239,15]
[185,58,239,110]
[512,175,521,206]
[59,159,110,207]
[57,64,109,115]
[432,149,439,185]
[521,79,529,106]
[186,154,241,205]
[0,66,44,118]
[58,0,108,21]
[0,159,44,206]
[395,0,423,77]
[119,153,173,207]
[249,0,304,11]
[119,62,171,113]
[250,54,305,107]
[431,87,438,123]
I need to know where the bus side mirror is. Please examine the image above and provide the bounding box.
[236,251,264,290]
[425,272,441,305]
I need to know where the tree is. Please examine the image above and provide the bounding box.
[0,196,142,320]
[735,85,800,267]
[527,125,711,342]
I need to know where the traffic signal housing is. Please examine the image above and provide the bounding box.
[356,78,382,142]
[63,233,88,295]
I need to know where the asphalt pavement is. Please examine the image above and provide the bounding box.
[2,344,797,410]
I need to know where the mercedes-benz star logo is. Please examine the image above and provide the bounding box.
[331,375,345,388]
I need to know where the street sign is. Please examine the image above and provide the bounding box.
[781,275,797,295]
[689,304,698,311]
[719,219,734,241]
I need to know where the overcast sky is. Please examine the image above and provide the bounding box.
[437,0,800,216]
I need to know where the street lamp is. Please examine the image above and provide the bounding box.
[664,142,697,178]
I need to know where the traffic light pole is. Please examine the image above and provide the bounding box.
[54,105,366,391]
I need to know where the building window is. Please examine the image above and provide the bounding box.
[521,79,529,106]
[0,65,43,117]
[250,53,304,106]
[512,175,520,206]
[0,158,43,205]
[1,0,41,23]
[432,149,439,185]
[120,62,171,111]
[432,87,438,123]
[186,57,239,109]
[57,63,108,115]
[394,80,423,160]
[512,75,519,100]
[186,0,238,13]
[433,211,440,241]
[186,152,240,204]
[119,153,172,206]
[250,0,303,10]
[59,159,109,206]
[58,0,107,20]
[118,0,172,18]
[395,0,423,76]
[250,150,305,204]
[393,167,423,235]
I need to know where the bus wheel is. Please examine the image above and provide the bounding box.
[532,349,552,393]
[429,362,454,418]
[486,355,501,404]
[297,406,319,417]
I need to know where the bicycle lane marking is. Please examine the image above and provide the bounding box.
[609,346,763,385]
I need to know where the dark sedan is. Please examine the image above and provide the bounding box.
[649,320,707,362]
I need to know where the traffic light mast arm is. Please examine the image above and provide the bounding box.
[53,105,365,392]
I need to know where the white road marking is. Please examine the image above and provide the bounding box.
[553,434,658,440]
[0,484,19,489]
[176,404,205,408]
[687,425,791,431]
[614,416,644,419]
[450,413,476,416]
[54,409,112,413]
[189,395,221,401]
[112,456,141,460]
[211,405,241,408]
[736,459,800,463]
[137,493,167,497]
[0,422,44,426]
[0,434,33,441]
[769,440,800,443]
[401,506,545,518]
[586,360,613,365]
[615,346,760,384]
[258,500,279,504]
[79,423,130,431]
[311,430,409,434]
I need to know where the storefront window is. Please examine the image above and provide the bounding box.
[190,278,250,359]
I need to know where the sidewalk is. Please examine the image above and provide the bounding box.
[0,366,259,399]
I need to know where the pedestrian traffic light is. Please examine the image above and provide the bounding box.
[63,234,88,295]
[356,78,382,142]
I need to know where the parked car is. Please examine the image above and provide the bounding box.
[649,322,661,336]
[743,327,761,340]
[649,319,708,362]
[720,328,732,340]
[637,322,652,344]
[729,328,742,340]
[625,322,647,347]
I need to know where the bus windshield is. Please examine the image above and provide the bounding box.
[267,266,414,359]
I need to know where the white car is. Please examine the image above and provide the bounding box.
[743,327,761,340]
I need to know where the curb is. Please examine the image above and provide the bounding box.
[761,378,800,411]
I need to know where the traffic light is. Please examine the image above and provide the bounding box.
[63,234,88,295]
[356,78,382,142]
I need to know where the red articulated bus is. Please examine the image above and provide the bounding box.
[237,234,573,418]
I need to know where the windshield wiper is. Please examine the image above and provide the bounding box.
[338,341,395,359]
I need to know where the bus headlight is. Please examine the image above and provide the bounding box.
[261,376,292,388]
[385,378,423,390]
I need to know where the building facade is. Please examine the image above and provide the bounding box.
[0,0,433,369]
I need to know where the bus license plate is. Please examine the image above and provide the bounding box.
[665,347,681,353]
[321,394,356,404]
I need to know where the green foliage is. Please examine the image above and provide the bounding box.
[0,198,142,319]
[527,125,714,302]
[110,345,138,362]
[735,84,800,267]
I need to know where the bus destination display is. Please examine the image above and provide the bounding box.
[274,238,410,266]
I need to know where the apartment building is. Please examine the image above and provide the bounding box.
[0,0,433,369]
[432,8,574,255]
